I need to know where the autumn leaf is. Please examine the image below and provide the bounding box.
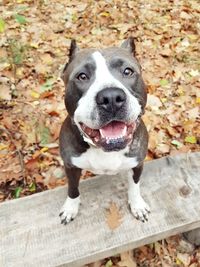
[31,91,40,98]
[176,253,190,266]
[0,18,5,33]
[184,136,197,144]
[40,78,55,92]
[14,14,27,24]
[29,182,36,192]
[106,202,123,230]
[39,126,51,145]
[171,140,183,148]
[160,79,169,86]
[14,187,22,198]
[118,251,137,267]
[105,259,113,267]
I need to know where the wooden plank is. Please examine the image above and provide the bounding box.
[0,152,200,267]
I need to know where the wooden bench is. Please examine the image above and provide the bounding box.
[0,152,200,267]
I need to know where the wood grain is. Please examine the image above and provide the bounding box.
[0,152,200,267]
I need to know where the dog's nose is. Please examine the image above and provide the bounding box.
[96,88,126,112]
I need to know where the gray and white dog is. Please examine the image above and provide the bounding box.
[59,38,150,224]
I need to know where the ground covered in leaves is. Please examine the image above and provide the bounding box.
[0,0,200,266]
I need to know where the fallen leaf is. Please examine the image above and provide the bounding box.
[25,158,38,171]
[14,14,27,24]
[186,107,199,120]
[160,79,169,86]
[118,251,137,267]
[29,182,36,192]
[40,78,55,92]
[184,136,197,144]
[155,143,170,154]
[189,69,199,77]
[106,202,123,230]
[0,18,6,32]
[32,147,48,159]
[176,252,191,266]
[147,94,162,108]
[196,97,200,104]
[31,91,40,99]
[105,259,113,267]
[0,77,11,100]
[38,125,52,145]
[41,53,53,65]
[14,186,22,198]
[171,140,183,148]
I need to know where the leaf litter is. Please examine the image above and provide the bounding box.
[0,0,200,266]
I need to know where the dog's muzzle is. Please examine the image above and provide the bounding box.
[78,87,137,151]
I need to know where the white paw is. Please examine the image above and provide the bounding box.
[129,196,150,222]
[59,196,80,224]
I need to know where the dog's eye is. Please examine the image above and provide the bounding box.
[123,68,134,76]
[77,73,88,81]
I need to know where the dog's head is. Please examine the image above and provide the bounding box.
[62,38,147,152]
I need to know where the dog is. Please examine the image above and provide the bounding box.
[59,37,150,224]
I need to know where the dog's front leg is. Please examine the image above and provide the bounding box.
[59,167,82,224]
[128,165,150,222]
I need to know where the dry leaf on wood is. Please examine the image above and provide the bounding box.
[106,202,123,230]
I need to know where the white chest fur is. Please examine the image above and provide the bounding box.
[71,147,138,175]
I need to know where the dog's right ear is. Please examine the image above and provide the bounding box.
[68,39,79,62]
[61,40,79,80]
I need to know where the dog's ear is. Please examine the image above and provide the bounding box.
[61,40,79,80]
[121,37,136,56]
[68,39,79,62]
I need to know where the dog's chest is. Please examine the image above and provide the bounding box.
[71,147,138,175]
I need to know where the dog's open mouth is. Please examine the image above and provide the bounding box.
[80,121,136,151]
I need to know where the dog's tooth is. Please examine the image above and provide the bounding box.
[99,129,105,138]
[122,125,127,137]
[105,137,109,144]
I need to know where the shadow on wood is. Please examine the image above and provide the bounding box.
[0,152,200,267]
[183,229,200,246]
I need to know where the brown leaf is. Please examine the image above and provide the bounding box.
[177,252,191,266]
[186,107,199,120]
[147,94,162,109]
[118,251,137,267]
[106,202,123,230]
[155,143,170,154]
[0,82,11,100]
[25,158,38,171]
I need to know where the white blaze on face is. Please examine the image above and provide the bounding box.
[74,51,141,129]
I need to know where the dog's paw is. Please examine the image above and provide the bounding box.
[129,196,150,222]
[59,196,80,225]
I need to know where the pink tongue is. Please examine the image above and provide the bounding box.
[100,122,126,138]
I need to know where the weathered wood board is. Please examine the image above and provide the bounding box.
[0,152,200,267]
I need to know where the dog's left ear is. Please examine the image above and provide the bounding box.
[121,37,136,56]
